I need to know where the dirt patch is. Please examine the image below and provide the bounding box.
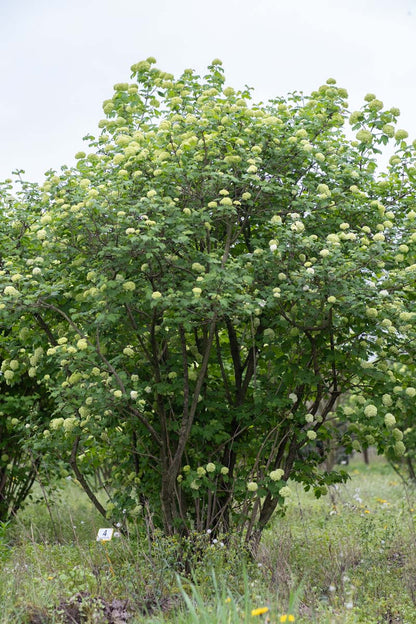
[23,590,175,623]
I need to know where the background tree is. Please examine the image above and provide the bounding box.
[0,352,53,522]
[1,59,416,542]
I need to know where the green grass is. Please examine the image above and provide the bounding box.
[2,455,416,622]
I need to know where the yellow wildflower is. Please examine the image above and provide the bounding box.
[251,606,269,616]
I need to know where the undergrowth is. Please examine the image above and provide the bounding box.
[2,455,416,623]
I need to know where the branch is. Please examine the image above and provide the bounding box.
[215,328,233,405]
[33,312,58,346]
[225,316,242,392]
[328,309,338,393]
[70,435,108,521]
[126,405,161,446]
[179,324,190,420]
[171,312,218,474]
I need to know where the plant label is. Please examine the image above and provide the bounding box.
[96,528,114,541]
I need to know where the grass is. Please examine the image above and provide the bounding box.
[2,455,416,622]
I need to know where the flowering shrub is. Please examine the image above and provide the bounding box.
[0,373,53,521]
[1,59,416,540]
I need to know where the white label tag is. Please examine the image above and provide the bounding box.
[96,528,114,541]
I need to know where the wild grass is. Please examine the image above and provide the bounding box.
[2,454,416,622]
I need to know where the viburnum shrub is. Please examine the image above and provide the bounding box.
[0,371,53,521]
[1,58,416,542]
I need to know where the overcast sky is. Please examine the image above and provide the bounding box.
[1,0,416,183]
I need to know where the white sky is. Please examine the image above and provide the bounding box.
[1,0,416,183]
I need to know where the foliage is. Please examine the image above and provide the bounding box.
[1,59,416,538]
[0,370,54,521]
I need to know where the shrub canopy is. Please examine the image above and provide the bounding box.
[1,59,416,538]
